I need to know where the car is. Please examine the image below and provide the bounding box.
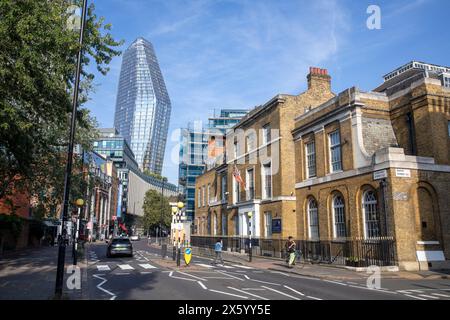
[106,237,133,258]
[130,234,140,241]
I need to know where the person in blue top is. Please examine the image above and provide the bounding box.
[213,238,224,265]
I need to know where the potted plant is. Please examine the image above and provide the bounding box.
[345,256,361,267]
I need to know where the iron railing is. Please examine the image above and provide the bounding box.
[190,235,397,267]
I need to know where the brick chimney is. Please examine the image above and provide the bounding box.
[307,67,331,93]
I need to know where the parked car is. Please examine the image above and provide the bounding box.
[130,234,140,241]
[106,237,133,257]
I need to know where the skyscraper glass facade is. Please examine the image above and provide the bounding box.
[114,37,171,174]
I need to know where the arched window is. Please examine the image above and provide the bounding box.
[362,190,380,238]
[333,195,347,238]
[308,198,319,239]
[213,213,218,235]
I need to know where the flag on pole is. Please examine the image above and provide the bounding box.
[233,165,246,190]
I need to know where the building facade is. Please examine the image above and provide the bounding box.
[195,68,335,239]
[292,61,450,270]
[193,62,450,270]
[179,109,248,222]
[113,37,171,174]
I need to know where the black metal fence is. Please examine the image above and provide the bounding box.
[190,236,397,267]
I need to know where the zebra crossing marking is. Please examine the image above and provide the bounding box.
[118,264,134,270]
[232,265,254,269]
[196,263,215,268]
[97,265,111,271]
[139,263,157,269]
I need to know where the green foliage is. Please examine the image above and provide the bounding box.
[142,189,171,232]
[0,214,23,239]
[143,170,167,182]
[0,0,123,214]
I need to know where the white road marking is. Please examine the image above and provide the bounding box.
[138,264,156,269]
[198,281,207,290]
[324,280,347,286]
[97,265,110,271]
[228,287,269,300]
[177,271,207,281]
[404,294,427,300]
[168,272,197,282]
[118,264,134,270]
[307,296,323,300]
[261,286,301,300]
[347,285,398,295]
[196,263,215,268]
[248,278,281,286]
[216,270,245,281]
[209,289,249,299]
[221,265,235,269]
[269,271,290,277]
[432,293,450,298]
[243,288,266,291]
[115,273,130,275]
[233,265,254,269]
[93,274,116,300]
[418,294,440,299]
[283,285,305,296]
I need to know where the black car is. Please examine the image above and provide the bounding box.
[107,237,133,257]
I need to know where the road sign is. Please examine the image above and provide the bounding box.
[184,247,192,265]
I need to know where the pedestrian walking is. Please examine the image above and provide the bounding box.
[213,238,224,265]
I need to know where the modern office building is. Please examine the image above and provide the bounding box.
[179,109,248,222]
[113,37,171,174]
[94,128,178,232]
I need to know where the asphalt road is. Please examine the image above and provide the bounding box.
[85,240,450,300]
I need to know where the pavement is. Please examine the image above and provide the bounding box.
[1,239,449,300]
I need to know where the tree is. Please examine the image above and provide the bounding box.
[0,1,123,211]
[143,170,166,181]
[142,189,171,234]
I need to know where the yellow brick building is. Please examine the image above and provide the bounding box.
[292,61,450,270]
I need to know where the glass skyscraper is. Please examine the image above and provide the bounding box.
[114,37,171,174]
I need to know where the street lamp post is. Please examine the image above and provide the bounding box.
[248,212,252,262]
[73,199,84,265]
[54,0,88,299]
[172,202,184,267]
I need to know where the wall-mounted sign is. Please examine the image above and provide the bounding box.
[373,169,387,180]
[395,168,411,178]
[272,219,282,233]
[393,192,408,201]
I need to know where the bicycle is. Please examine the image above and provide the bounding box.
[286,249,304,269]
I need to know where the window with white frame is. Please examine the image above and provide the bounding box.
[246,168,255,200]
[264,212,273,237]
[262,162,272,199]
[363,190,380,238]
[305,141,316,178]
[333,195,347,238]
[329,130,342,172]
[246,132,256,152]
[221,174,227,201]
[233,178,240,204]
[213,213,218,235]
[202,186,206,207]
[262,124,271,145]
[234,215,239,235]
[207,183,210,204]
[222,213,228,235]
[308,198,319,239]
[198,188,201,208]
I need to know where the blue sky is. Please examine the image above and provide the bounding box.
[85,0,450,184]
